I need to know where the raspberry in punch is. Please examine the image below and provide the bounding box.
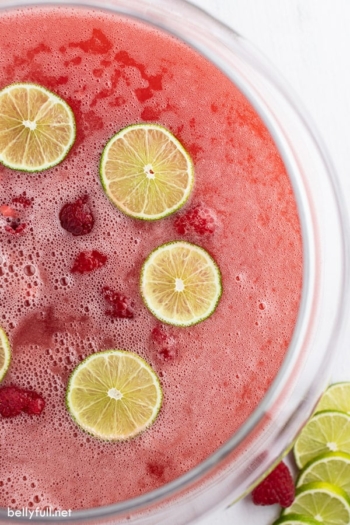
[0,5,302,513]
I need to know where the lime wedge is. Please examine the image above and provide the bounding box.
[297,451,350,497]
[294,410,350,469]
[316,382,350,414]
[282,482,350,525]
[273,514,321,525]
[66,350,162,441]
[0,82,75,172]
[99,123,194,220]
[140,241,222,327]
[0,327,11,382]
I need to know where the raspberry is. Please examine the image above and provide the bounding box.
[4,219,26,235]
[24,395,46,416]
[251,461,295,508]
[12,194,32,208]
[102,286,135,319]
[150,325,178,361]
[71,250,107,274]
[173,202,216,236]
[0,386,45,418]
[59,195,94,236]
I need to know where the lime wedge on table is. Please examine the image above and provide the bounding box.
[66,350,162,441]
[0,327,11,382]
[282,482,350,525]
[140,241,222,327]
[0,82,75,172]
[273,514,321,525]
[99,123,194,220]
[316,382,350,414]
[294,410,350,469]
[297,451,350,496]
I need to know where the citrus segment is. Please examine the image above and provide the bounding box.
[140,241,222,326]
[0,82,75,172]
[66,350,162,441]
[273,514,321,525]
[316,382,350,414]
[282,482,350,525]
[297,451,350,496]
[100,123,194,220]
[0,327,11,382]
[294,410,350,469]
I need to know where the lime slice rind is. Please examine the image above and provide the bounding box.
[100,123,194,221]
[0,82,76,172]
[140,241,222,327]
[0,327,11,382]
[282,481,350,525]
[66,350,163,441]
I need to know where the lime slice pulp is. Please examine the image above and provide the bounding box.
[99,123,194,220]
[294,410,350,469]
[297,451,350,497]
[316,382,350,414]
[0,327,11,382]
[0,82,76,172]
[273,514,322,525]
[66,350,163,441]
[282,482,350,525]
[140,241,222,327]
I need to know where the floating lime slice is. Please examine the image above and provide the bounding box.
[294,410,350,469]
[297,451,350,497]
[0,327,11,382]
[316,382,350,414]
[282,482,350,525]
[100,123,194,220]
[140,241,222,327]
[66,350,163,441]
[0,82,75,172]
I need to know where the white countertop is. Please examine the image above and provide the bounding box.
[189,1,350,524]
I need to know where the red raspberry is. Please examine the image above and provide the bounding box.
[102,286,135,319]
[251,461,295,508]
[0,386,45,418]
[71,250,107,274]
[4,219,26,234]
[59,195,94,236]
[151,325,178,361]
[12,194,32,208]
[24,394,46,416]
[174,202,216,236]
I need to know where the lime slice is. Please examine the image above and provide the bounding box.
[0,327,11,382]
[316,382,350,414]
[0,82,75,172]
[297,451,350,496]
[282,482,350,525]
[140,241,222,326]
[99,123,194,220]
[273,514,321,525]
[294,410,350,469]
[66,350,162,441]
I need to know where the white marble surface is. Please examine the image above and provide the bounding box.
[188,1,350,524]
